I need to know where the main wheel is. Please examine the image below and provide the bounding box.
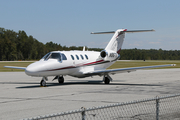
[40,80,46,87]
[58,76,64,83]
[104,77,110,84]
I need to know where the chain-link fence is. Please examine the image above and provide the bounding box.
[22,94,180,120]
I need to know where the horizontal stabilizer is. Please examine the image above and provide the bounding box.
[91,31,115,34]
[4,66,26,70]
[125,29,155,33]
[91,29,155,34]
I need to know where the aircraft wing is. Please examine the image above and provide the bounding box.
[84,64,176,76]
[4,66,26,70]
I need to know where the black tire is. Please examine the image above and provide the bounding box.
[40,80,46,87]
[58,76,64,84]
[104,77,110,84]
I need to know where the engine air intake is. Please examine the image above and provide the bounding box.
[100,50,107,58]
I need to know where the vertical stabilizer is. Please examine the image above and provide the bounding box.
[91,29,154,54]
[105,29,126,53]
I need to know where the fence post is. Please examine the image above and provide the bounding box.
[156,96,159,120]
[81,107,86,120]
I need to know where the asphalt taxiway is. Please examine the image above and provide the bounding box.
[0,68,180,119]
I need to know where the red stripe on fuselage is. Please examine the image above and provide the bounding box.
[82,60,104,66]
[45,59,105,72]
[47,66,76,71]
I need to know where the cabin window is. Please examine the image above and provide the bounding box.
[61,53,67,60]
[85,54,88,59]
[49,53,61,61]
[76,55,79,60]
[71,55,74,60]
[80,55,84,60]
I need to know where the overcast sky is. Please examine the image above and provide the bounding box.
[1,0,180,50]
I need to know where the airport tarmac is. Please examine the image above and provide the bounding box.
[0,68,180,119]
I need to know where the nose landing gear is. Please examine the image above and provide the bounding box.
[40,77,48,87]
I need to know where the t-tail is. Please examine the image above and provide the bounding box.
[105,29,127,54]
[91,29,154,61]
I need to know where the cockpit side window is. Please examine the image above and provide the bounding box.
[42,52,51,60]
[49,53,61,61]
[61,53,67,60]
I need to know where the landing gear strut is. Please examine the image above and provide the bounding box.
[53,75,64,84]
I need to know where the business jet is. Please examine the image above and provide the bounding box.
[4,29,175,87]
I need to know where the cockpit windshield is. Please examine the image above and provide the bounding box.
[42,52,61,61]
[42,53,50,60]
[49,53,61,61]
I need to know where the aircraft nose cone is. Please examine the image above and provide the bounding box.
[25,62,41,76]
[25,65,36,76]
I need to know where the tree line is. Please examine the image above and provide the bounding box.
[120,48,180,60]
[0,27,180,61]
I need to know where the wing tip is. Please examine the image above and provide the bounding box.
[4,66,26,70]
[171,64,176,66]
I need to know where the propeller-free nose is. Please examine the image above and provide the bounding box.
[25,62,42,76]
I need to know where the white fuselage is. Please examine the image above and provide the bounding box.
[25,51,116,78]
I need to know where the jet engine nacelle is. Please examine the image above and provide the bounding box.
[100,50,119,61]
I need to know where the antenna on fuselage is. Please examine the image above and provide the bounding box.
[83,46,86,51]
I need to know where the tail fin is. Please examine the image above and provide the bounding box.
[105,29,126,53]
[91,29,154,54]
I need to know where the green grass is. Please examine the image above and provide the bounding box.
[0,60,179,72]
[108,60,180,69]
[0,61,34,72]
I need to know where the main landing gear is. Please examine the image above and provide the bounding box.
[40,75,64,87]
[40,75,111,86]
[58,76,64,83]
[103,74,112,84]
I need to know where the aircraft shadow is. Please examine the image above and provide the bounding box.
[0,82,38,85]
[15,80,162,89]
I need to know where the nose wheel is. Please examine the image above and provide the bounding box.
[40,77,48,87]
[40,80,46,87]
